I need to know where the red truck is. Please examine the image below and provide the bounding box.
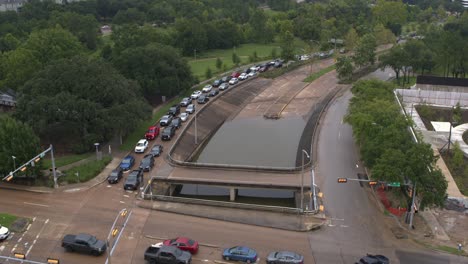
[145,126,160,140]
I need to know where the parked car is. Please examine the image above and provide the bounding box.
[239,73,249,80]
[139,154,155,172]
[171,117,182,129]
[197,95,209,104]
[202,85,213,93]
[229,78,239,85]
[119,155,135,171]
[62,233,106,256]
[123,169,143,190]
[145,126,160,140]
[144,245,192,264]
[231,71,241,78]
[179,112,189,122]
[356,254,389,264]
[163,237,199,254]
[160,115,173,126]
[267,251,304,264]
[219,82,229,91]
[180,97,192,107]
[274,60,283,68]
[0,224,10,241]
[134,139,149,153]
[222,246,257,263]
[107,168,123,184]
[186,104,195,114]
[191,90,202,99]
[149,145,163,157]
[208,89,219,97]
[339,48,347,54]
[213,79,222,87]
[168,104,181,116]
[221,76,231,83]
[248,71,257,77]
[161,126,176,141]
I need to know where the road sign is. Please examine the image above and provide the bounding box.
[388,182,401,187]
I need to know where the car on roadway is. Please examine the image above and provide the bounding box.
[231,71,241,78]
[213,79,222,87]
[159,115,173,126]
[202,84,213,93]
[274,60,284,68]
[267,251,304,264]
[208,89,219,97]
[62,233,106,256]
[219,82,229,90]
[229,78,239,85]
[119,155,135,171]
[0,224,10,241]
[239,73,249,80]
[221,76,231,83]
[123,169,143,190]
[259,64,269,72]
[107,168,123,184]
[168,104,181,117]
[356,254,389,264]
[186,104,195,114]
[197,95,209,104]
[161,126,176,141]
[191,90,202,99]
[163,237,199,254]
[180,97,192,107]
[139,154,155,172]
[134,139,149,153]
[179,112,189,122]
[222,246,257,263]
[170,117,182,129]
[149,145,163,157]
[248,71,257,77]
[145,126,160,140]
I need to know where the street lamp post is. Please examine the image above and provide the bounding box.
[94,143,100,160]
[11,156,16,171]
[311,167,317,211]
[301,149,310,212]
[194,109,198,145]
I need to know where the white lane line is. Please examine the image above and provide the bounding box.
[119,201,125,204]
[64,188,81,193]
[11,218,35,253]
[26,219,49,257]
[340,225,349,228]
[355,164,359,168]
[123,195,130,198]
[338,131,341,140]
[24,202,49,208]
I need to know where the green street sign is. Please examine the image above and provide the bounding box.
[388,182,401,187]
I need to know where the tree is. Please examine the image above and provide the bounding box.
[374,23,396,45]
[372,0,407,36]
[336,56,354,81]
[0,33,20,52]
[112,8,146,25]
[451,142,464,171]
[353,33,377,68]
[232,52,240,66]
[379,45,406,84]
[15,56,151,153]
[113,44,195,98]
[216,57,222,70]
[344,28,359,51]
[205,67,212,79]
[49,11,99,50]
[175,18,208,56]
[0,115,41,178]
[280,30,295,61]
[453,103,462,125]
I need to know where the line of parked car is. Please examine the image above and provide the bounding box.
[143,236,305,264]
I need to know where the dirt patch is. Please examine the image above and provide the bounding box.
[432,208,468,245]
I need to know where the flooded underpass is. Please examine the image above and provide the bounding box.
[196,116,305,167]
[174,184,297,208]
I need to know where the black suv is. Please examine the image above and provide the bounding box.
[161,126,176,141]
[170,117,182,129]
[123,170,143,190]
[168,105,181,116]
[107,168,123,184]
[139,154,155,172]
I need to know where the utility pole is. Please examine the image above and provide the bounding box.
[409,182,417,229]
[194,109,198,145]
[50,144,58,189]
[311,167,317,211]
[301,149,310,212]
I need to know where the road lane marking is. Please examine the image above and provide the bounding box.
[64,188,81,192]
[338,131,341,140]
[26,219,49,257]
[119,201,125,204]
[340,225,349,228]
[123,195,129,198]
[24,202,49,207]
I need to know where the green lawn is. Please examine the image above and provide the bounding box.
[61,155,112,184]
[42,153,93,169]
[0,213,18,228]
[303,65,336,82]
[188,43,281,79]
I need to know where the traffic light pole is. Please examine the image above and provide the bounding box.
[408,182,417,229]
[50,145,58,188]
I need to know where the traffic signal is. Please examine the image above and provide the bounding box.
[368,181,378,186]
[337,178,347,183]
[47,258,60,264]
[20,167,27,172]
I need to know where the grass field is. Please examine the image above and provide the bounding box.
[0,213,18,228]
[303,65,336,82]
[61,155,112,184]
[42,153,93,169]
[188,43,281,79]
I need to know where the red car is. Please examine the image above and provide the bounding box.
[145,126,160,140]
[231,71,240,78]
[163,237,199,254]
